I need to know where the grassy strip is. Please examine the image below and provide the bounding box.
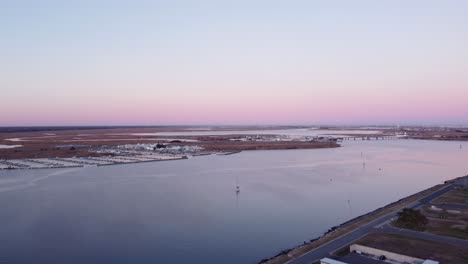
[425,218,468,239]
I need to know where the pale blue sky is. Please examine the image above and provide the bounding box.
[1,1,468,125]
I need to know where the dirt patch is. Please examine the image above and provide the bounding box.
[425,218,468,239]
[354,232,468,264]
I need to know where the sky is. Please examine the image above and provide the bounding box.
[1,0,468,126]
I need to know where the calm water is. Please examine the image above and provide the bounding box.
[0,140,467,263]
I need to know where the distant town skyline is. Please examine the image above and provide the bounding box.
[1,1,468,126]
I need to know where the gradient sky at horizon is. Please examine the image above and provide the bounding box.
[1,0,468,126]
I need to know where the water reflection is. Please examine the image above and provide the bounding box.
[0,139,467,263]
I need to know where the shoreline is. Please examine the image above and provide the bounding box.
[0,141,340,170]
[259,176,461,264]
[0,144,337,170]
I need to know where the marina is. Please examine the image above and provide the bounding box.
[0,154,189,170]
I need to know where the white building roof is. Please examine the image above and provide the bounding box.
[320,258,348,264]
[422,260,439,264]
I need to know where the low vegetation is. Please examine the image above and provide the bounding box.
[394,208,428,231]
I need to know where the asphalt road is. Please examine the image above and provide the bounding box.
[287,183,457,264]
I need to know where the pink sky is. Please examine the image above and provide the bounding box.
[1,1,468,126]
